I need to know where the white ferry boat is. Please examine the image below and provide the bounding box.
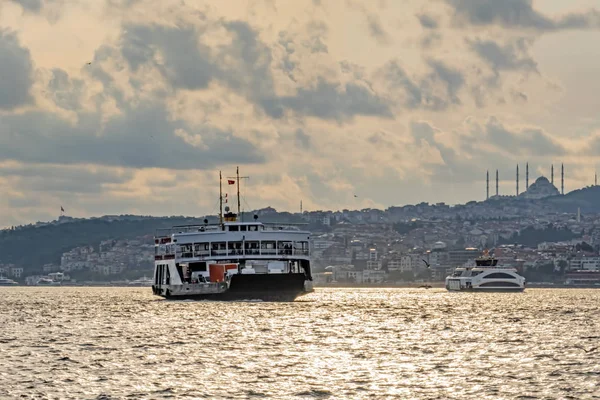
[445,250,526,292]
[152,169,313,301]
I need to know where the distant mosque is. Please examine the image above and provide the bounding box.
[519,176,559,199]
[485,163,570,200]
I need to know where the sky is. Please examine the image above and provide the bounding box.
[1,0,600,227]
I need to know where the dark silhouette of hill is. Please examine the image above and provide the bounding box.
[0,216,203,270]
[542,185,600,213]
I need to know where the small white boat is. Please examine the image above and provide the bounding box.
[36,278,61,286]
[445,250,526,292]
[0,276,18,286]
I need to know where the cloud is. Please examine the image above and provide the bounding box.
[445,0,600,31]
[417,14,439,29]
[469,38,538,75]
[366,14,391,45]
[0,162,133,194]
[410,118,567,184]
[381,59,465,111]
[9,0,42,13]
[117,20,390,121]
[0,30,33,110]
[294,129,311,150]
[483,117,566,157]
[2,0,600,226]
[0,99,265,170]
[426,59,465,104]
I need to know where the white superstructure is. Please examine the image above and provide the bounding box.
[445,251,526,292]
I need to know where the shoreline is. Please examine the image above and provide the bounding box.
[313,282,600,289]
[4,283,599,289]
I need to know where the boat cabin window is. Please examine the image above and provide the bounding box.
[240,225,247,231]
[193,243,209,257]
[228,241,243,255]
[484,272,516,279]
[179,244,193,258]
[229,225,239,231]
[479,281,520,287]
[261,241,276,254]
[248,225,258,231]
[211,242,227,255]
[245,241,259,255]
[294,241,309,255]
[452,270,463,277]
[278,241,293,255]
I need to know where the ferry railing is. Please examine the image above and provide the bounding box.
[178,247,310,258]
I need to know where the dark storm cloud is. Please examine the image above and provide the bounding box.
[117,20,392,121]
[0,30,33,110]
[469,38,537,75]
[445,0,600,31]
[0,99,265,170]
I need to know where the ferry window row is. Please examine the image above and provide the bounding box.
[156,240,310,258]
[227,225,261,232]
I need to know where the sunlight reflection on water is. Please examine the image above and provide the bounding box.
[1,287,599,399]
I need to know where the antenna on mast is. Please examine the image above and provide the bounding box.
[219,171,223,225]
[228,166,249,221]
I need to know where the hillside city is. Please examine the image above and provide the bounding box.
[1,175,600,286]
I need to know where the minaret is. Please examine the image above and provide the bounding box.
[561,163,564,195]
[526,162,529,190]
[486,170,489,200]
[551,164,554,185]
[496,169,499,196]
[516,164,519,196]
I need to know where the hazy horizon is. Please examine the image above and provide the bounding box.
[2,0,600,228]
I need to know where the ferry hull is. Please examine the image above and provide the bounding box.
[446,286,525,293]
[153,273,312,302]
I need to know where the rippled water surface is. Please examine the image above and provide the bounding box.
[1,287,600,399]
